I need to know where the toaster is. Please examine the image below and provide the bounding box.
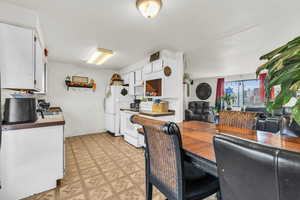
[3,98,38,124]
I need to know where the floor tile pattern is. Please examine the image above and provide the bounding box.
[24,133,216,200]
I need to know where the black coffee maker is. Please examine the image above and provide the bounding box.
[130,99,141,111]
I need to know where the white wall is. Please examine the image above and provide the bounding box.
[185,73,256,108]
[185,77,218,108]
[46,61,115,137]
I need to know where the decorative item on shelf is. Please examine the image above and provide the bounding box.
[65,76,96,91]
[89,79,97,92]
[72,76,88,83]
[110,73,124,86]
[164,66,172,77]
[256,35,300,125]
[65,75,71,85]
[150,51,160,62]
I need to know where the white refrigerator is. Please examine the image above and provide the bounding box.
[104,86,133,136]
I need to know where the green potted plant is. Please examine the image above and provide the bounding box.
[256,36,300,124]
[221,93,236,110]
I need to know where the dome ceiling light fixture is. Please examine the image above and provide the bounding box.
[136,0,163,19]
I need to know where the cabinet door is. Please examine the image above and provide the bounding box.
[0,23,35,90]
[123,73,129,85]
[0,126,64,200]
[129,72,135,95]
[34,37,45,92]
[120,112,126,135]
[135,69,142,85]
[143,63,152,74]
[152,59,163,72]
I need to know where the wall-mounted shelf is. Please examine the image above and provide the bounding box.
[65,82,94,91]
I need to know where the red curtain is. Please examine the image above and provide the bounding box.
[215,78,225,109]
[216,78,225,98]
[259,73,274,101]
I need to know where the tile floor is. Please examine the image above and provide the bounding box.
[24,133,216,200]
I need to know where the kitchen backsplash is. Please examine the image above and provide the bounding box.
[1,89,47,118]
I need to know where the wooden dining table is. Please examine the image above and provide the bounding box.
[138,121,300,177]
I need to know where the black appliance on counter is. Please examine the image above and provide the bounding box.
[37,99,51,119]
[130,99,141,111]
[3,98,38,124]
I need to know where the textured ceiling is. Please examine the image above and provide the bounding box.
[2,0,300,77]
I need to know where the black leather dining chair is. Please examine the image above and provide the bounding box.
[281,117,300,137]
[131,115,219,200]
[214,134,300,200]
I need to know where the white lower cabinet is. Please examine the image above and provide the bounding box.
[122,111,143,148]
[0,125,64,200]
[120,111,175,148]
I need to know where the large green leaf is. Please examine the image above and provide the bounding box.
[283,54,300,66]
[259,36,300,60]
[268,67,300,87]
[257,35,300,125]
[267,87,294,111]
[290,80,300,92]
[292,99,300,125]
[287,36,300,46]
[256,45,300,75]
[260,45,288,60]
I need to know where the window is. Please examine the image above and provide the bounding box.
[224,79,264,107]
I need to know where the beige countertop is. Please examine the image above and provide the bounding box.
[120,108,175,117]
[2,113,65,131]
[139,110,175,117]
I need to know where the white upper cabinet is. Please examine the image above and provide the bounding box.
[34,37,45,92]
[123,73,129,85]
[129,72,135,95]
[0,23,45,92]
[152,59,163,72]
[0,23,35,90]
[135,69,142,85]
[143,63,152,74]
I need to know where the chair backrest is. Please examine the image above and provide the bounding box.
[214,134,300,200]
[188,101,209,113]
[131,115,184,200]
[219,110,257,130]
[281,116,300,137]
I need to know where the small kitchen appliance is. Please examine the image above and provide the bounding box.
[130,99,141,111]
[3,98,38,124]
